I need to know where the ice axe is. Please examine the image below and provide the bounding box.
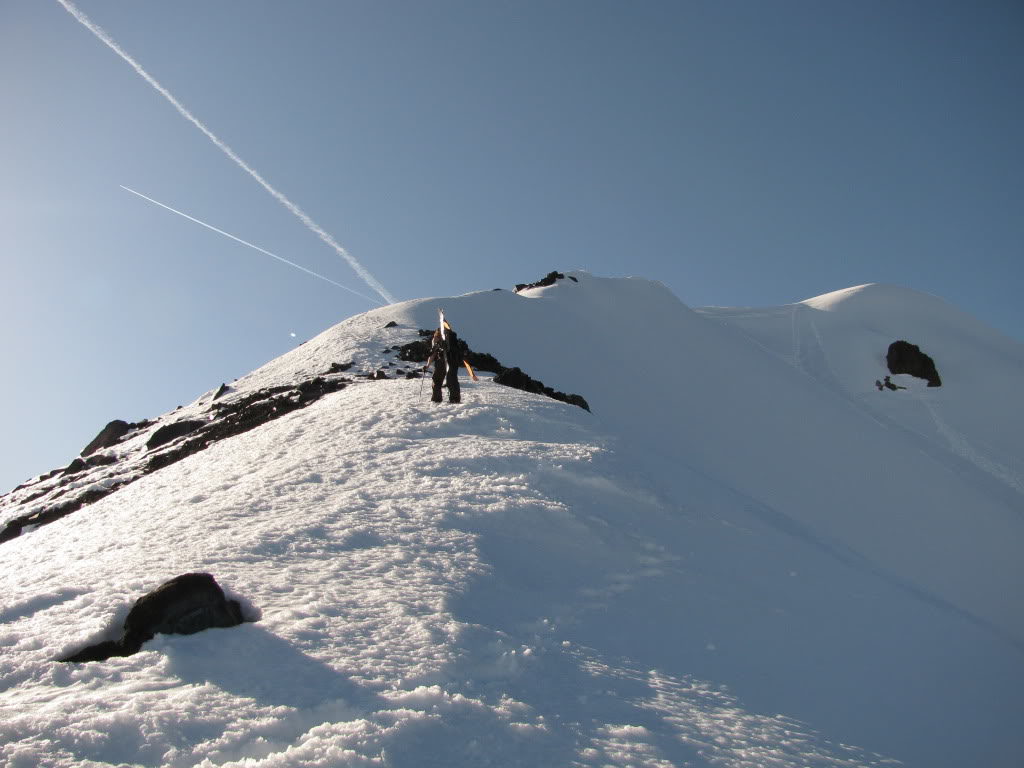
[418,361,432,399]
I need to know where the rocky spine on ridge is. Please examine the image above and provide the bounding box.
[0,371,355,544]
[80,420,133,456]
[887,340,942,387]
[1,310,590,544]
[514,270,579,293]
[397,332,590,412]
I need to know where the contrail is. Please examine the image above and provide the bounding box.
[121,185,384,306]
[57,0,397,306]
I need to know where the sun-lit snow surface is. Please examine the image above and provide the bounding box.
[698,282,1024,496]
[2,273,1022,767]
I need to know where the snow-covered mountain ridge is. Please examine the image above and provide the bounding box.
[1,272,1022,767]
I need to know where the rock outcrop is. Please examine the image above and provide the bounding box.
[1,320,589,545]
[397,332,589,411]
[493,367,591,411]
[1,371,355,544]
[81,420,133,457]
[514,271,578,293]
[146,420,207,451]
[887,340,942,387]
[60,573,245,663]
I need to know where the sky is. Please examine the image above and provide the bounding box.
[1,0,1022,493]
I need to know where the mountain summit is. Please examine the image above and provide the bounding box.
[2,272,1022,768]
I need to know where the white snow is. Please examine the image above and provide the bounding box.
[1,272,1022,767]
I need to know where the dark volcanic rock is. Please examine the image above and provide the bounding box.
[399,329,589,411]
[62,458,87,477]
[887,340,942,387]
[399,333,500,375]
[494,367,591,412]
[146,420,206,451]
[515,271,568,293]
[148,378,350,473]
[4,318,592,547]
[464,350,503,375]
[121,573,243,649]
[81,420,132,456]
[0,480,131,544]
[63,452,120,477]
[494,366,543,395]
[563,393,589,410]
[398,338,432,363]
[60,573,245,662]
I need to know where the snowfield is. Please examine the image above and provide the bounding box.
[1,273,1021,767]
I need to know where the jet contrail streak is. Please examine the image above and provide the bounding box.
[57,0,396,306]
[120,185,384,306]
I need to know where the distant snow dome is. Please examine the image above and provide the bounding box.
[798,282,995,335]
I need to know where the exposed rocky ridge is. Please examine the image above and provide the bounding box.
[0,369,365,544]
[147,375,353,473]
[493,367,590,411]
[1,324,590,544]
[514,270,579,293]
[80,419,133,456]
[397,331,590,412]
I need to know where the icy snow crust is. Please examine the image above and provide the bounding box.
[1,273,1022,767]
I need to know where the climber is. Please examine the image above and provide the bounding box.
[427,320,466,403]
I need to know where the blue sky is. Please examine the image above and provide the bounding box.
[2,0,1022,492]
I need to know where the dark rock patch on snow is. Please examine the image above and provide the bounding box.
[1,374,354,544]
[398,330,589,411]
[397,337,431,364]
[0,480,131,544]
[514,271,575,293]
[148,376,350,473]
[493,367,591,412]
[81,420,133,457]
[887,340,942,387]
[147,421,206,451]
[62,453,117,477]
[59,573,245,663]
[384,320,399,328]
[1,320,590,546]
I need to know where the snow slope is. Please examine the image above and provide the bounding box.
[1,273,1022,768]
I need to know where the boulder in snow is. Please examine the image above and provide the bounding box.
[147,421,206,451]
[60,573,245,663]
[887,340,942,387]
